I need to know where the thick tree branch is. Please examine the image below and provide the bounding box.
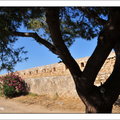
[77,7,107,25]
[101,43,120,104]
[99,9,120,99]
[12,31,58,55]
[46,8,82,81]
[82,25,116,86]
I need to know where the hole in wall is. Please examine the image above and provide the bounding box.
[29,71,32,75]
[81,62,84,67]
[53,67,56,71]
[36,70,38,74]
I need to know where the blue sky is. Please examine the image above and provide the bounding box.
[0,25,97,75]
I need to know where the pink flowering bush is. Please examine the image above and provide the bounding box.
[0,73,29,98]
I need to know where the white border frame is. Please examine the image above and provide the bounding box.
[0,1,120,120]
[0,114,120,119]
[0,1,119,7]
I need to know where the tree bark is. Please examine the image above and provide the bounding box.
[45,7,120,113]
[46,8,82,85]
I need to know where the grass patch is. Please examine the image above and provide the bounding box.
[28,93,38,97]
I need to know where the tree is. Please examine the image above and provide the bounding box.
[0,8,29,71]
[0,7,120,113]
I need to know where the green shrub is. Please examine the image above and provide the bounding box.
[3,85,16,98]
[0,73,29,98]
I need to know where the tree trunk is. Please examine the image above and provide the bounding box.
[45,7,120,113]
[74,75,115,113]
[75,17,120,113]
[85,104,113,113]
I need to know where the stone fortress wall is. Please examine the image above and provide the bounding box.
[18,52,115,80]
[14,52,116,99]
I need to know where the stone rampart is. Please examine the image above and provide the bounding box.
[25,75,79,99]
[17,52,115,81]
[2,52,116,99]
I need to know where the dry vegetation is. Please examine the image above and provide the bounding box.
[11,93,120,113]
[12,93,84,113]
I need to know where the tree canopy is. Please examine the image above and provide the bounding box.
[0,7,109,71]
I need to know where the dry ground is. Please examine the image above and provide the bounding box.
[0,94,119,113]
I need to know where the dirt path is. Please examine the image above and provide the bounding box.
[0,96,83,113]
[0,97,54,113]
[0,95,119,113]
